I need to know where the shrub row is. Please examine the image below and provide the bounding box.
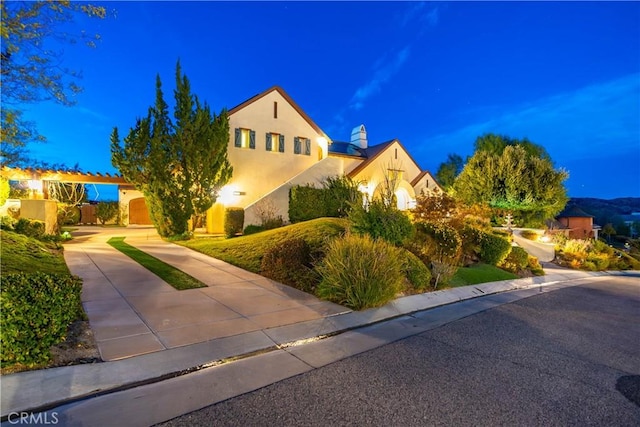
[13,218,46,238]
[1,272,84,366]
[288,176,361,223]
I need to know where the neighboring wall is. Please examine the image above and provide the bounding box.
[559,217,594,239]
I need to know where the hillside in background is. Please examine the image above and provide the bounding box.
[569,197,640,227]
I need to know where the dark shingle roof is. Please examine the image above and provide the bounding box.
[557,205,594,218]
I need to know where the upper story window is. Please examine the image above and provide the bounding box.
[294,136,311,156]
[274,101,278,119]
[234,128,255,149]
[266,133,284,153]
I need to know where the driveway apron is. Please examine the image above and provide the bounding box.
[63,226,349,361]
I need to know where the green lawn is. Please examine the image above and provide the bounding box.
[449,263,518,287]
[0,230,70,275]
[180,217,348,272]
[107,237,205,290]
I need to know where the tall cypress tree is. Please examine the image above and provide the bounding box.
[111,61,232,237]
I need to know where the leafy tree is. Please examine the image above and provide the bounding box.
[435,154,464,190]
[474,133,552,162]
[454,143,568,226]
[111,62,233,237]
[1,1,107,166]
[602,223,616,242]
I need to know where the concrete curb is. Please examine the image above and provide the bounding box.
[1,269,638,419]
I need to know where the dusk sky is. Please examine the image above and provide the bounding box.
[20,1,640,200]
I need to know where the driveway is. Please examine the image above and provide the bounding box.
[512,228,555,262]
[63,226,349,361]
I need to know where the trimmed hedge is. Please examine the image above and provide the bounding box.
[260,238,318,293]
[1,272,84,366]
[289,185,326,223]
[224,207,244,238]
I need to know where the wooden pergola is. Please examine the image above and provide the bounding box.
[1,166,127,185]
[1,166,128,200]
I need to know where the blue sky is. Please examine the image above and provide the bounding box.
[19,1,640,200]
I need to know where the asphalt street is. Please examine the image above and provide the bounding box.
[159,276,640,427]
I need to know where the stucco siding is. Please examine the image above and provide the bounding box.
[243,156,348,226]
[227,90,327,209]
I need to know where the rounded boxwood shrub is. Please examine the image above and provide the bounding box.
[499,246,529,273]
[261,238,318,293]
[317,234,404,310]
[1,272,84,366]
[402,249,432,291]
[479,232,512,265]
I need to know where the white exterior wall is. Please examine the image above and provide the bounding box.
[243,156,353,226]
[349,141,422,201]
[118,186,143,226]
[225,91,327,210]
[413,171,443,196]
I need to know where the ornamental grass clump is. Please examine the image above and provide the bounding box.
[317,234,404,310]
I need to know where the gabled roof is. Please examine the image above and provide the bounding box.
[557,205,594,218]
[228,86,330,141]
[346,139,422,178]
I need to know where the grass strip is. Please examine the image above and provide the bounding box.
[107,237,205,290]
[449,263,518,287]
[180,217,348,272]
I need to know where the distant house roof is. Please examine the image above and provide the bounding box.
[557,205,594,218]
[228,86,330,141]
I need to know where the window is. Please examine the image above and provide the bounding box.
[266,133,284,153]
[274,101,278,119]
[234,128,255,149]
[294,136,311,155]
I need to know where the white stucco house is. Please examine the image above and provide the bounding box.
[119,86,442,233]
